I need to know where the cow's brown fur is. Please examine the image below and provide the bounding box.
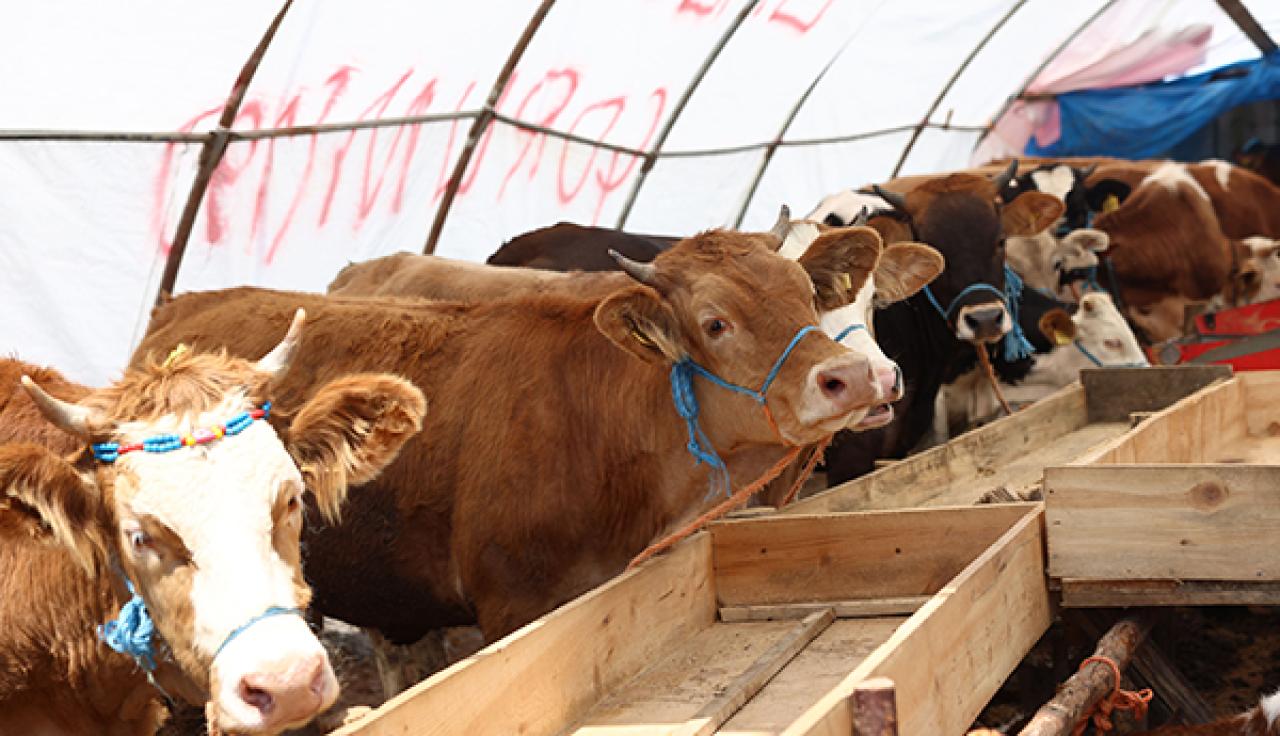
[136,230,871,643]
[1187,162,1280,240]
[328,251,624,302]
[0,353,425,735]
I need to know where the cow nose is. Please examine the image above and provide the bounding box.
[961,305,1008,342]
[236,653,331,728]
[814,354,875,414]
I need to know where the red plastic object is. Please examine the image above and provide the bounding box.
[1195,298,1280,337]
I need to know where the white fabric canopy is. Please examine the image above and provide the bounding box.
[2,0,1274,384]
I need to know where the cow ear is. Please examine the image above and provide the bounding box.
[285,374,426,523]
[1038,309,1077,346]
[1002,191,1064,237]
[1065,228,1109,253]
[874,242,944,303]
[866,213,914,245]
[594,285,686,365]
[798,226,882,310]
[0,444,110,575]
[1085,180,1131,212]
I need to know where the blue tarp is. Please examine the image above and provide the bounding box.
[1027,52,1280,159]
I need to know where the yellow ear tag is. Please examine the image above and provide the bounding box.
[1102,194,1120,213]
[837,273,853,291]
[162,343,189,368]
[1052,330,1073,347]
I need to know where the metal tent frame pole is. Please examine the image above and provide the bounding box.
[970,0,1119,161]
[1214,0,1276,55]
[890,0,1030,178]
[614,0,762,229]
[153,0,295,307]
[423,0,558,254]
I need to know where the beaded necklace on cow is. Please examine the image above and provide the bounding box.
[89,399,304,679]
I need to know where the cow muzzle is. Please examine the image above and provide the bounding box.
[955,302,1011,343]
[209,614,339,734]
[850,363,901,430]
[796,351,878,433]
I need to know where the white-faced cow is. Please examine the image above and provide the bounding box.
[0,320,425,735]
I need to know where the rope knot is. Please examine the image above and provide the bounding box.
[1070,655,1153,735]
[99,580,157,672]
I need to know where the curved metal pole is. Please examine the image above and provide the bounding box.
[424,0,557,254]
[615,0,763,229]
[731,23,866,228]
[890,0,1029,178]
[154,0,295,307]
[970,0,1118,162]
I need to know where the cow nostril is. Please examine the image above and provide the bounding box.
[309,659,330,698]
[964,314,980,330]
[239,679,275,714]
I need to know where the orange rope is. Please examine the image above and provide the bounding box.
[778,435,832,508]
[975,344,1014,416]
[1070,655,1153,735]
[627,443,807,570]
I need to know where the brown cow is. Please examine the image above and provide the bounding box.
[134,229,884,660]
[485,221,677,271]
[0,326,425,735]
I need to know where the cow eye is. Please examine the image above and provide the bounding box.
[129,530,152,553]
[703,317,730,338]
[286,495,301,514]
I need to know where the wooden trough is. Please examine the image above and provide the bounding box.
[335,504,1049,736]
[1046,369,1280,607]
[780,366,1230,514]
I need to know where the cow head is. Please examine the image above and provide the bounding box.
[1039,293,1148,369]
[1238,236,1280,304]
[875,163,1064,344]
[780,219,943,429]
[594,229,884,445]
[1006,228,1109,300]
[5,313,426,735]
[999,162,1098,232]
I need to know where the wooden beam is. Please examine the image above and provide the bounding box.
[852,677,899,736]
[1214,0,1278,55]
[1018,615,1152,736]
[1060,578,1280,607]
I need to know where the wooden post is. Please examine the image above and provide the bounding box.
[1018,615,1152,736]
[851,677,898,736]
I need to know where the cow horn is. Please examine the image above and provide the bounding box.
[1079,163,1098,179]
[609,250,657,285]
[852,206,871,227]
[21,375,97,436]
[872,185,907,212]
[769,204,791,242]
[991,160,1018,191]
[256,308,306,378]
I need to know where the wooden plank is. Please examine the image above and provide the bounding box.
[1061,578,1280,607]
[1082,365,1230,422]
[782,383,1089,515]
[334,533,717,736]
[711,505,1036,607]
[720,618,905,734]
[676,610,834,736]
[1046,464,1280,581]
[1243,371,1280,437]
[719,597,928,622]
[783,507,1051,736]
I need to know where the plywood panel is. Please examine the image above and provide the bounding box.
[711,505,1035,607]
[1046,464,1280,581]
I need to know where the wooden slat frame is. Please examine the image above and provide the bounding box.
[782,506,1050,735]
[333,533,717,736]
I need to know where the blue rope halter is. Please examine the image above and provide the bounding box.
[670,324,822,497]
[833,323,867,342]
[921,265,1035,362]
